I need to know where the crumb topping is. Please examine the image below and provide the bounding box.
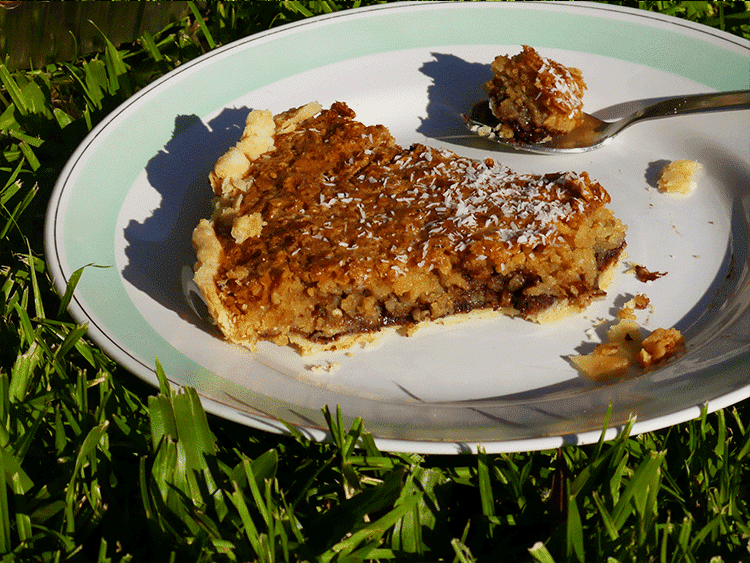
[535,58,585,117]
[216,104,611,290]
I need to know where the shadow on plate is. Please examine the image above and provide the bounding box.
[120,107,251,331]
[416,52,515,152]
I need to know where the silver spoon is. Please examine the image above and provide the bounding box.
[465,89,750,154]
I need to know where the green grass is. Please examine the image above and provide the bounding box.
[1,1,749,561]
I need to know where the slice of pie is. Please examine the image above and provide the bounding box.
[193,101,626,355]
[483,45,587,143]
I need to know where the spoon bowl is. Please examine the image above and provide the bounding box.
[465,90,750,154]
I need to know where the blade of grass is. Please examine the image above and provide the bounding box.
[1,163,23,196]
[282,1,314,18]
[476,447,495,538]
[87,21,131,97]
[64,420,109,523]
[307,465,406,553]
[228,482,264,558]
[139,31,164,62]
[565,479,585,563]
[591,490,619,541]
[0,63,29,116]
[325,492,422,561]
[610,450,666,530]
[0,449,10,554]
[0,182,37,241]
[9,129,43,148]
[52,324,89,365]
[9,341,43,403]
[55,264,86,317]
[188,1,216,50]
[528,541,557,563]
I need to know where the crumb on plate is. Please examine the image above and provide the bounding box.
[657,159,701,194]
[570,300,683,381]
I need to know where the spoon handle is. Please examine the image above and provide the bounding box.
[627,89,750,126]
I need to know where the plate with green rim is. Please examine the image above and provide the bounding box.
[45,1,750,454]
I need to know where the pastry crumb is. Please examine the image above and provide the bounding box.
[617,293,650,319]
[231,212,264,244]
[570,299,683,380]
[570,352,630,381]
[636,328,684,368]
[629,263,667,283]
[616,306,637,320]
[633,293,650,309]
[657,159,701,194]
[309,361,341,375]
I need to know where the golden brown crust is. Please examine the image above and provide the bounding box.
[193,218,234,341]
[193,102,323,350]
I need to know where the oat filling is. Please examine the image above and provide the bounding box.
[193,102,626,354]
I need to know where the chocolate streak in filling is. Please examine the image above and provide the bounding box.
[211,103,626,347]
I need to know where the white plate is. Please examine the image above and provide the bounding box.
[45,2,750,453]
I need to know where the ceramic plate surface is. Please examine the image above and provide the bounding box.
[45,2,750,453]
